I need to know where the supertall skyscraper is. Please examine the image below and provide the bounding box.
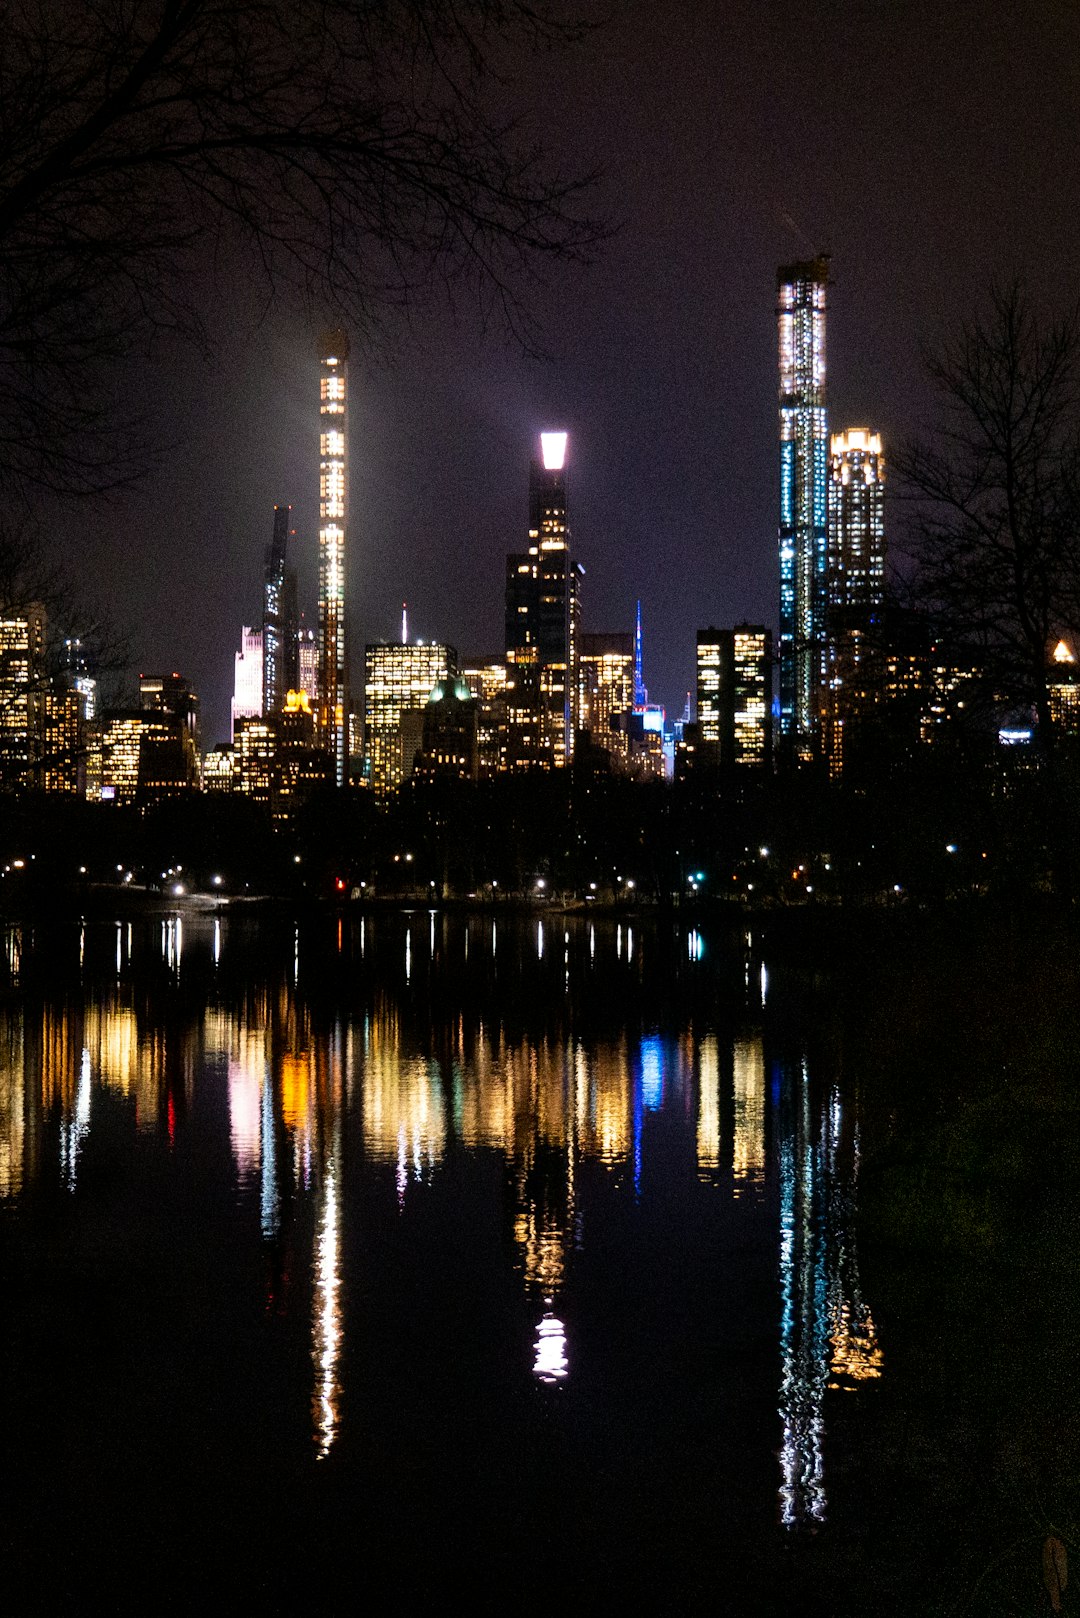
[778,257,829,756]
[505,432,582,769]
[821,428,886,775]
[827,429,885,621]
[318,330,349,784]
[263,503,298,715]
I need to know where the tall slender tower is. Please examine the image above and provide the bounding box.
[263,503,298,715]
[821,428,886,775]
[827,429,885,622]
[778,257,829,757]
[504,431,582,768]
[318,330,349,784]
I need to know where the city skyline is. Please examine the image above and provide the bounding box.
[37,0,1079,748]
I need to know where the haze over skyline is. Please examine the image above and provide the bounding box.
[45,0,1080,746]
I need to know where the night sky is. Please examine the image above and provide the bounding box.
[49,0,1080,746]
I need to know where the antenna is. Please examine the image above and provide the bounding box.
[401,602,407,645]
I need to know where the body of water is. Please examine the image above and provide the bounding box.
[0,910,1069,1614]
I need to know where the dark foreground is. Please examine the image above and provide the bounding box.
[0,906,1075,1615]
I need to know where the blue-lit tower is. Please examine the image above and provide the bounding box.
[633,599,646,709]
[778,257,829,757]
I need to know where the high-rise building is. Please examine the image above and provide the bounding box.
[505,432,582,770]
[461,656,509,777]
[414,675,479,783]
[263,504,298,715]
[696,626,772,770]
[1050,640,1080,733]
[823,429,886,775]
[729,625,773,768]
[778,256,829,757]
[579,632,633,763]
[297,622,318,708]
[696,630,724,761]
[231,627,263,741]
[827,430,885,621]
[136,673,199,800]
[318,330,349,785]
[364,640,456,796]
[0,607,45,792]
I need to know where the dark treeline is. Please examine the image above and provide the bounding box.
[0,718,1075,911]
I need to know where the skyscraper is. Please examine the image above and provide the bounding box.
[822,429,886,775]
[504,432,582,769]
[827,430,885,622]
[579,632,633,763]
[231,627,263,741]
[696,626,772,769]
[364,639,457,796]
[318,330,349,784]
[263,503,298,715]
[778,257,829,757]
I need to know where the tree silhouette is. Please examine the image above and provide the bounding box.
[0,0,603,498]
[896,281,1080,749]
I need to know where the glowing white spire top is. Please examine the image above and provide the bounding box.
[402,602,408,645]
[540,431,568,471]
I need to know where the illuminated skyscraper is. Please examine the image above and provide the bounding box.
[505,432,583,769]
[579,632,633,762]
[827,430,885,620]
[318,330,349,785]
[778,257,829,756]
[263,504,298,715]
[696,630,723,754]
[0,607,45,791]
[231,626,262,741]
[823,430,886,775]
[364,639,456,795]
[696,626,772,769]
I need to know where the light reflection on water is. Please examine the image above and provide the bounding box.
[0,915,881,1524]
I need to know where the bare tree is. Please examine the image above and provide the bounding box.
[895,281,1080,748]
[0,0,604,498]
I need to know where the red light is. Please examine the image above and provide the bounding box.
[335,878,346,891]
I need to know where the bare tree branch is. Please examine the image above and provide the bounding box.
[0,0,607,497]
[895,280,1080,746]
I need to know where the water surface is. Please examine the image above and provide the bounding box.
[0,909,1051,1614]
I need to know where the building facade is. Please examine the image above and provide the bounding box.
[364,640,456,796]
[231,627,263,741]
[696,626,772,770]
[263,503,298,716]
[823,428,887,774]
[778,257,829,757]
[318,330,349,784]
[0,608,46,792]
[579,632,633,764]
[505,433,582,770]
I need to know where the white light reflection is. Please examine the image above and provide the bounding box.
[760,962,768,1008]
[313,1138,343,1459]
[359,916,365,958]
[688,928,704,962]
[213,918,221,966]
[260,1065,279,1239]
[404,928,412,984]
[533,1307,569,1382]
[115,923,122,975]
[589,925,595,960]
[430,910,436,953]
[60,1049,92,1192]
[617,923,622,959]
[627,927,634,961]
[536,921,544,960]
